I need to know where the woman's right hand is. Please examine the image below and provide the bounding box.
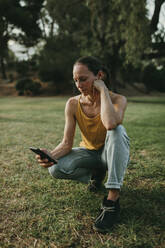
[36,149,54,168]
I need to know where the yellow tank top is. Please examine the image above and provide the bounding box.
[75,97,107,150]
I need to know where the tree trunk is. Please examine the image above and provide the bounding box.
[110,68,118,93]
[107,56,119,93]
[0,57,7,79]
[150,0,165,34]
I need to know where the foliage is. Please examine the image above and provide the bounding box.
[84,0,150,90]
[15,61,30,76]
[15,77,41,95]
[37,0,165,92]
[0,96,165,247]
[38,0,91,93]
[45,0,90,40]
[87,0,149,63]
[121,64,142,84]
[0,0,44,41]
[0,0,44,78]
[38,35,80,94]
[1,0,165,92]
[38,0,152,92]
[142,64,165,92]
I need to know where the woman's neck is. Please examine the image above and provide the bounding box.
[81,90,100,106]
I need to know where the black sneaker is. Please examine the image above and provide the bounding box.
[88,179,102,192]
[94,197,120,233]
[88,168,106,192]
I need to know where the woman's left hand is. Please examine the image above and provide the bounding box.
[93,79,107,92]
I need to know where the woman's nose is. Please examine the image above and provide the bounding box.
[77,81,83,88]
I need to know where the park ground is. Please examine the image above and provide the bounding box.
[0,96,165,248]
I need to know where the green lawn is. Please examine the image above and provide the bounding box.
[0,96,165,248]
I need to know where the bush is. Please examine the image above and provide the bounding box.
[142,64,165,92]
[15,78,41,96]
[15,61,30,76]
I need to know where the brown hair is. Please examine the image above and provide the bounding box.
[74,56,110,89]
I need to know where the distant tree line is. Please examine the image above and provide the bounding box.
[0,0,165,94]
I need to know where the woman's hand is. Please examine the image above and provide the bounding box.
[36,148,54,168]
[93,79,108,92]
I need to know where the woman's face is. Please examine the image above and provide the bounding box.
[73,63,97,95]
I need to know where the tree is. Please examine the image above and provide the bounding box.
[44,0,91,45]
[38,0,91,93]
[144,0,165,59]
[85,0,150,90]
[38,0,165,93]
[0,0,44,79]
[150,0,165,34]
[39,35,80,93]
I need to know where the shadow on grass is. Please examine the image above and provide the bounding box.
[66,177,165,231]
[120,186,165,229]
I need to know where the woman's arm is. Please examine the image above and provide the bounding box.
[94,80,127,130]
[51,98,76,159]
[37,97,77,168]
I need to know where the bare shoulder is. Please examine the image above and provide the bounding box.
[109,91,127,105]
[65,95,80,115]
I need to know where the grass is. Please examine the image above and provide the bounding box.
[0,95,165,248]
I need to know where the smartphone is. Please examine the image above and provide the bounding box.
[29,147,57,164]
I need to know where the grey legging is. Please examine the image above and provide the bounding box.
[48,125,130,189]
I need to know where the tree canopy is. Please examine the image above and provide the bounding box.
[38,0,165,91]
[1,0,165,93]
[0,0,44,78]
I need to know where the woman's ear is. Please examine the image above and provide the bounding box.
[97,70,105,80]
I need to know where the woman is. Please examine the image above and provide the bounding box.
[36,56,130,233]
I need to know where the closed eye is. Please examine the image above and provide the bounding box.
[74,77,87,83]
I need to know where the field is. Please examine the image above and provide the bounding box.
[0,96,165,248]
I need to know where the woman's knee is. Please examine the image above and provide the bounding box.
[48,158,88,179]
[48,148,83,179]
[105,125,130,150]
[48,164,63,179]
[48,161,92,183]
[106,125,124,142]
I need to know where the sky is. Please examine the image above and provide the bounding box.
[8,0,165,61]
